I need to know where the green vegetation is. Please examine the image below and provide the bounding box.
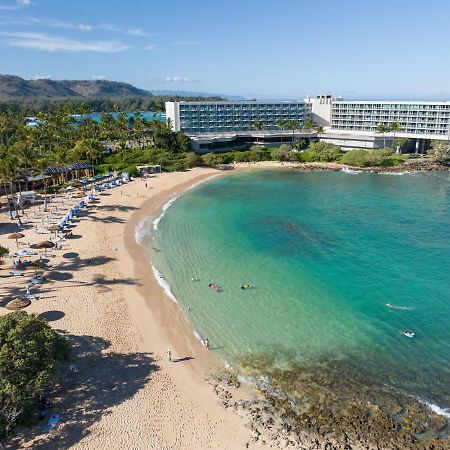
[0,106,196,219]
[427,140,450,163]
[0,245,8,259]
[388,121,402,152]
[376,123,389,148]
[0,312,70,438]
[0,95,224,114]
[340,149,406,167]
[198,141,408,168]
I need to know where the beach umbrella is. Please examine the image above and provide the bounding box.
[6,297,31,310]
[35,240,55,257]
[26,260,47,277]
[8,232,25,248]
[47,225,60,237]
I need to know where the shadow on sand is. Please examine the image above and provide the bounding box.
[12,334,159,449]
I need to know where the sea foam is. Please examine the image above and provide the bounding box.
[152,174,219,231]
[341,167,360,174]
[151,264,178,303]
[421,399,450,418]
[153,195,179,230]
[135,217,154,245]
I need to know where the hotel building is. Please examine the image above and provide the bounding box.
[331,100,450,139]
[166,96,450,151]
[165,100,306,133]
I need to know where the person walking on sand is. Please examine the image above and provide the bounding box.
[204,339,209,350]
[167,349,172,362]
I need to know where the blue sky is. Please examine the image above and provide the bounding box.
[0,0,449,99]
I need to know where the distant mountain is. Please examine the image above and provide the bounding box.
[0,75,153,99]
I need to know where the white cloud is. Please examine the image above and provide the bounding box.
[171,40,201,46]
[32,75,50,80]
[17,0,31,4]
[144,43,156,50]
[164,76,193,83]
[99,23,152,37]
[128,28,151,37]
[0,16,150,37]
[0,32,129,52]
[92,74,106,80]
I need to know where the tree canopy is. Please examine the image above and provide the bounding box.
[0,312,70,438]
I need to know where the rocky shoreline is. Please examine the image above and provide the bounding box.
[209,360,450,450]
[286,161,449,174]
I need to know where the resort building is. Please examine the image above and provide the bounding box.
[331,100,450,140]
[166,96,450,152]
[165,100,306,133]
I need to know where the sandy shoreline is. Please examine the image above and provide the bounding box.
[1,162,449,449]
[1,166,279,449]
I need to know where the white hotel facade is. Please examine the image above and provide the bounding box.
[166,96,450,152]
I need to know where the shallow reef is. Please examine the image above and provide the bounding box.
[236,354,449,449]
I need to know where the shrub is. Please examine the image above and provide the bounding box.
[0,245,8,259]
[249,145,269,162]
[340,149,371,167]
[184,152,203,168]
[271,145,292,161]
[121,165,139,177]
[339,149,403,167]
[202,153,225,167]
[0,312,70,438]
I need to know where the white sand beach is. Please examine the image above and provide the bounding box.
[0,167,281,449]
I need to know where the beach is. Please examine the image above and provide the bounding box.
[0,167,275,450]
[1,163,449,450]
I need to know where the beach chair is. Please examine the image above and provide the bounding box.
[41,414,59,433]
[8,271,24,277]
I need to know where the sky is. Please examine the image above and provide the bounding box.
[0,0,450,100]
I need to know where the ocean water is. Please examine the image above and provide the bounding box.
[148,169,450,413]
[78,111,166,123]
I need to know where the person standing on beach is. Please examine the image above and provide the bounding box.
[167,349,172,362]
[204,339,209,350]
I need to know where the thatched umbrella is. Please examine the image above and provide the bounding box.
[8,232,25,248]
[47,225,60,237]
[6,297,31,310]
[35,240,55,257]
[22,260,47,277]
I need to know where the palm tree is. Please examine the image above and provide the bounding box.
[116,140,128,165]
[302,117,315,131]
[388,121,403,153]
[315,125,325,134]
[73,138,102,170]
[276,118,287,143]
[286,120,299,148]
[0,155,22,224]
[252,120,263,144]
[376,123,389,149]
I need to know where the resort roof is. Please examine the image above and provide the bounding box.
[45,162,93,175]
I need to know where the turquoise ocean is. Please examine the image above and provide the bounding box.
[144,169,450,415]
[80,111,166,123]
